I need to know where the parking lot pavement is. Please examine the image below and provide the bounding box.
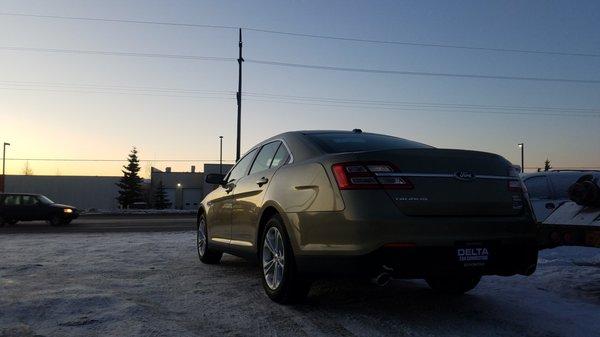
[1,231,599,337]
[0,214,195,234]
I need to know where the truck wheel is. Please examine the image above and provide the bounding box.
[260,214,311,304]
[197,214,222,264]
[426,274,482,294]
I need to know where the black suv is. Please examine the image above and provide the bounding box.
[0,193,79,226]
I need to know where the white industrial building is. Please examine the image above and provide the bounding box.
[150,164,233,210]
[4,175,122,210]
[2,163,233,211]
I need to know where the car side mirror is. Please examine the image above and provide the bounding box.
[205,173,226,185]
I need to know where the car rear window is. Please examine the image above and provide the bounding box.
[550,173,600,199]
[305,132,432,153]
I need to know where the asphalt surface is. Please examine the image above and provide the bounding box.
[0,214,196,234]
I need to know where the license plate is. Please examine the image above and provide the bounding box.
[456,245,490,264]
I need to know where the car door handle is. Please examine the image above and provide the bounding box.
[256,177,269,187]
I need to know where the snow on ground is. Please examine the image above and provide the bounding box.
[1,232,599,337]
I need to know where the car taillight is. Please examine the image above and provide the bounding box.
[507,166,523,192]
[332,162,413,190]
[508,180,522,192]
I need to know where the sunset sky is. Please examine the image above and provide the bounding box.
[1,0,599,177]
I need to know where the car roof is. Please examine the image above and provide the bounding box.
[0,193,43,196]
[247,130,393,162]
[243,130,432,163]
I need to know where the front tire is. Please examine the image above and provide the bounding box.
[48,216,64,227]
[197,214,222,264]
[260,214,311,304]
[426,274,482,295]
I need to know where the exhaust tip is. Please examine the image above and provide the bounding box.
[371,272,392,286]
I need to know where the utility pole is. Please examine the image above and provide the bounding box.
[236,28,244,161]
[1,142,10,192]
[219,136,223,174]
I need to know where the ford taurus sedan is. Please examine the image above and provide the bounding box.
[198,130,538,303]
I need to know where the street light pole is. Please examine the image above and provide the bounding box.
[219,136,223,174]
[518,143,524,173]
[1,142,10,192]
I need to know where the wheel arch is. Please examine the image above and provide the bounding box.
[196,206,206,228]
[256,201,289,258]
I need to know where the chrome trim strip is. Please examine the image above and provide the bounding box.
[210,237,254,247]
[477,174,519,180]
[375,172,518,180]
[230,239,253,247]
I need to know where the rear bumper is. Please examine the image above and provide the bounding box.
[296,239,538,278]
[284,208,537,277]
[286,210,537,256]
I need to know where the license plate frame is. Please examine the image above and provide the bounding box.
[455,242,491,266]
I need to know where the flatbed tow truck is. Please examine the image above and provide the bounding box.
[537,177,600,249]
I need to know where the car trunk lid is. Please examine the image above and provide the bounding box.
[355,148,522,216]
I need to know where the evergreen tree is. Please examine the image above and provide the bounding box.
[116,147,144,208]
[153,180,171,209]
[544,158,552,172]
[22,161,34,175]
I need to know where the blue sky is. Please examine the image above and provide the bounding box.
[0,0,599,176]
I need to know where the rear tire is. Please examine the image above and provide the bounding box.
[197,214,222,264]
[260,214,311,304]
[0,216,5,227]
[426,274,482,295]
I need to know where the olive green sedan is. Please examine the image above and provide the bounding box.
[198,130,538,303]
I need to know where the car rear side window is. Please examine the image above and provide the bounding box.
[524,176,551,199]
[270,143,290,169]
[549,173,598,199]
[250,141,281,175]
[21,195,39,206]
[306,133,432,153]
[3,195,20,206]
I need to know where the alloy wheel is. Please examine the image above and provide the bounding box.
[197,218,207,257]
[262,226,285,290]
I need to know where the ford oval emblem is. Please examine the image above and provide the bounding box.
[455,171,475,181]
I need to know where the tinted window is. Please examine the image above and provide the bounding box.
[549,174,581,199]
[21,195,39,206]
[39,195,54,204]
[524,176,551,199]
[227,148,258,183]
[250,142,281,175]
[271,143,290,169]
[3,195,20,206]
[549,173,600,199]
[306,132,432,153]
